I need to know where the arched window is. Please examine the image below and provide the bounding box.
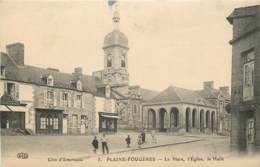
[121,54,126,68]
[107,55,112,67]
[133,104,138,114]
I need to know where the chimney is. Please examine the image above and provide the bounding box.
[219,86,229,94]
[203,81,214,90]
[72,67,83,80]
[6,43,24,66]
[74,67,82,74]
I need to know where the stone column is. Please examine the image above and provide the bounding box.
[164,110,170,129]
[156,109,160,130]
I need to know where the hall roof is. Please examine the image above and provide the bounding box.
[147,86,215,107]
[140,88,159,102]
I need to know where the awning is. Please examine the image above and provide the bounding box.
[101,115,120,119]
[0,105,27,112]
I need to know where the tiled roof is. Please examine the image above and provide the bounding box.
[140,88,159,102]
[147,86,215,107]
[196,89,231,100]
[1,53,103,94]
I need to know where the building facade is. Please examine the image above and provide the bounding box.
[227,5,260,152]
[0,43,100,135]
[142,86,218,134]
[197,81,231,135]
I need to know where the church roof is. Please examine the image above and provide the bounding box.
[1,53,102,94]
[104,30,128,48]
[147,86,215,107]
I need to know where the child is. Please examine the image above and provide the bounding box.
[92,136,99,153]
[125,135,131,148]
[138,134,142,148]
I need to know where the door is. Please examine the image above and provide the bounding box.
[63,114,68,134]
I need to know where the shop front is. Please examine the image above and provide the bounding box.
[0,94,27,130]
[35,108,63,134]
[99,112,119,133]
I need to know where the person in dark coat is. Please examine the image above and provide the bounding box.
[92,136,99,153]
[141,130,146,144]
[125,135,131,148]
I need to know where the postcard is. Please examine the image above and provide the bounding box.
[0,0,260,167]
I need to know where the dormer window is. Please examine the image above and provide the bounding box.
[0,66,5,77]
[47,75,54,86]
[76,80,82,91]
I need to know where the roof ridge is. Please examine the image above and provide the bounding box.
[169,86,183,102]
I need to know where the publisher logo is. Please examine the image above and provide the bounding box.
[17,152,29,159]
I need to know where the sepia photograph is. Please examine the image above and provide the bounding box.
[0,0,260,166]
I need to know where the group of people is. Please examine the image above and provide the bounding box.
[92,133,109,154]
[92,130,157,154]
[125,131,146,148]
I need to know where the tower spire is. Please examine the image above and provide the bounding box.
[112,4,120,30]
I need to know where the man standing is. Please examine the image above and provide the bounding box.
[101,133,109,154]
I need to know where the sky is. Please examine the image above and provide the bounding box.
[0,0,260,92]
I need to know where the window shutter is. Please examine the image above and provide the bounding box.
[74,94,77,108]
[15,84,19,100]
[54,92,57,106]
[4,82,7,94]
[82,94,85,108]
[71,93,74,107]
[60,91,63,106]
[43,90,47,106]
[68,93,71,107]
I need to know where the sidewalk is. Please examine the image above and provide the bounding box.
[79,132,204,159]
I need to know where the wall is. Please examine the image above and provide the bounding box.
[33,85,95,134]
[94,96,116,133]
[230,11,260,151]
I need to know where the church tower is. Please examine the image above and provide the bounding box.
[103,7,129,87]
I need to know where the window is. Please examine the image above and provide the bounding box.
[7,83,15,96]
[107,55,112,67]
[62,93,68,107]
[121,54,126,68]
[76,95,82,108]
[133,104,138,114]
[47,75,54,86]
[0,66,5,77]
[47,91,54,105]
[247,119,254,144]
[40,117,46,129]
[53,117,59,129]
[72,114,78,127]
[243,50,255,101]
